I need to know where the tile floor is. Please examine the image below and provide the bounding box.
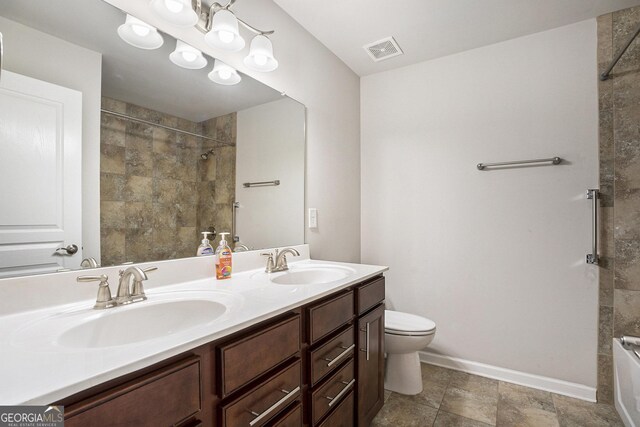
[372,364,624,427]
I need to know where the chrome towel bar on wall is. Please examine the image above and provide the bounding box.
[477,157,562,170]
[243,180,280,188]
[587,189,600,265]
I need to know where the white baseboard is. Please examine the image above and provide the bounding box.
[419,351,596,402]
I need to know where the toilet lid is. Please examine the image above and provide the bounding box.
[385,310,436,333]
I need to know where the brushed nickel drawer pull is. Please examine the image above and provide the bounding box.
[325,379,355,407]
[324,344,355,367]
[248,386,300,426]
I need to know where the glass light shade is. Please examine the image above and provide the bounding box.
[169,40,207,69]
[117,15,164,50]
[208,60,241,85]
[243,35,278,72]
[203,10,245,52]
[149,0,199,27]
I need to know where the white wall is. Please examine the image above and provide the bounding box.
[0,16,102,261]
[105,0,361,263]
[236,98,305,249]
[361,20,599,393]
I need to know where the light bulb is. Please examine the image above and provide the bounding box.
[218,30,234,44]
[253,54,268,66]
[218,68,232,80]
[181,51,197,62]
[131,24,151,37]
[164,0,184,13]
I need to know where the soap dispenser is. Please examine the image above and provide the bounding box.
[197,232,214,256]
[215,232,233,280]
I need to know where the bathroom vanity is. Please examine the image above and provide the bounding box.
[0,246,387,427]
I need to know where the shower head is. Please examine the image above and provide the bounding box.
[200,149,215,160]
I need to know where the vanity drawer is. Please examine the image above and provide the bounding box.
[355,276,385,315]
[218,314,300,398]
[309,325,354,386]
[307,291,354,345]
[311,359,355,425]
[266,402,302,427]
[65,357,201,427]
[317,391,354,427]
[220,360,301,427]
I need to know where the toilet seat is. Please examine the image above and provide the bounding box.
[385,310,436,336]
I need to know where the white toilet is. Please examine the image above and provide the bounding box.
[384,310,436,395]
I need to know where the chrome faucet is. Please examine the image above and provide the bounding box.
[116,266,156,305]
[262,248,300,273]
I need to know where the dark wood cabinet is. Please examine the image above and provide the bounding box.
[56,275,385,427]
[356,304,385,427]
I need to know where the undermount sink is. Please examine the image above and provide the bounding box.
[58,299,227,348]
[12,290,240,350]
[255,264,356,285]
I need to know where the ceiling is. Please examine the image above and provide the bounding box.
[0,0,282,122]
[274,0,640,76]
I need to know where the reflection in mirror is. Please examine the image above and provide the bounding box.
[0,0,305,278]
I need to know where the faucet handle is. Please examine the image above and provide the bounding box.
[261,252,275,273]
[77,274,116,310]
[131,266,156,302]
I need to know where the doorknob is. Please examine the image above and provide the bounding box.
[55,244,78,255]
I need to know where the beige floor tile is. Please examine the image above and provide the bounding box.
[497,382,558,426]
[434,410,493,426]
[371,394,438,427]
[552,394,623,427]
[440,386,498,425]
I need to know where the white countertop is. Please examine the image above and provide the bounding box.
[0,248,387,405]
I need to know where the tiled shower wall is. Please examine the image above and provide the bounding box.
[100,97,236,266]
[597,6,640,403]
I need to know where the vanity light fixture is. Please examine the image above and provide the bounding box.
[208,60,241,85]
[149,0,199,27]
[204,9,245,52]
[117,14,164,50]
[169,40,207,69]
[244,35,278,72]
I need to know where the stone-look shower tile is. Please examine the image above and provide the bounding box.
[176,133,200,149]
[101,97,127,114]
[614,289,640,336]
[199,155,217,182]
[127,104,162,124]
[181,181,198,206]
[101,114,127,147]
[614,188,640,241]
[125,227,155,263]
[125,202,153,229]
[176,117,197,133]
[101,144,125,175]
[154,179,182,206]
[600,265,614,307]
[440,372,498,425]
[597,354,614,404]
[154,152,181,181]
[215,203,233,233]
[125,123,154,177]
[177,226,197,257]
[597,14,613,62]
[176,204,197,227]
[433,411,492,427]
[552,394,623,427]
[152,128,177,155]
[100,228,125,267]
[614,239,640,290]
[177,148,198,182]
[100,201,125,228]
[599,80,613,114]
[370,394,438,427]
[612,8,640,74]
[598,306,614,354]
[152,227,179,261]
[124,176,152,202]
[600,207,615,258]
[496,382,558,427]
[100,173,125,201]
[214,180,235,205]
[159,111,178,129]
[152,203,178,229]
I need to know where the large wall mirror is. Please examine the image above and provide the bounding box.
[0,0,305,278]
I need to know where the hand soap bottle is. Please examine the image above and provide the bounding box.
[196,232,214,256]
[215,232,232,280]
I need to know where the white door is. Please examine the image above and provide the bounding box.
[0,70,82,277]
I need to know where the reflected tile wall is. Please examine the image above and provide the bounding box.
[597,6,640,404]
[100,97,236,266]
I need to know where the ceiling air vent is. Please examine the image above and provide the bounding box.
[363,36,403,62]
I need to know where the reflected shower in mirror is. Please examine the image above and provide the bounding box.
[0,0,305,278]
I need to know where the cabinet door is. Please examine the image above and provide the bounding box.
[356,304,385,427]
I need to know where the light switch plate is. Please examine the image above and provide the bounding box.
[308,208,318,228]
